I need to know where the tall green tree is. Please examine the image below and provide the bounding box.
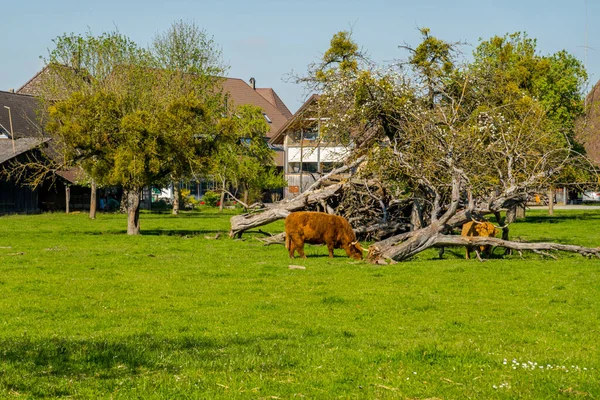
[210,104,286,210]
[43,28,224,234]
[151,20,227,214]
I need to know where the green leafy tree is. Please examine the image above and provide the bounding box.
[470,33,589,217]
[210,105,286,210]
[151,20,227,214]
[43,29,224,234]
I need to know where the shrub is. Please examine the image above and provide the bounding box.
[107,198,120,211]
[202,190,220,207]
[181,189,200,210]
[151,199,171,211]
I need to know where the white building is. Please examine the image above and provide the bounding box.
[269,95,353,198]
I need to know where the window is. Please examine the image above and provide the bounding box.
[303,125,318,141]
[288,125,319,143]
[288,162,301,173]
[303,162,319,173]
[262,113,272,123]
[287,162,319,173]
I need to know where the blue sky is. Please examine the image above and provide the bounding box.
[2,0,598,113]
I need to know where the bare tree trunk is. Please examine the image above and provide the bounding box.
[126,188,141,235]
[65,185,70,214]
[172,183,180,215]
[506,203,526,223]
[507,202,526,223]
[368,223,443,263]
[219,189,225,213]
[433,235,599,258]
[516,203,526,219]
[89,179,97,220]
[548,187,554,216]
[243,188,249,211]
[410,198,424,230]
[120,188,128,214]
[229,158,367,238]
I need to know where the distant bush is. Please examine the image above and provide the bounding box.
[152,199,171,211]
[107,198,120,211]
[181,189,200,210]
[202,191,220,207]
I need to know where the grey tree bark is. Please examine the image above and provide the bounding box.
[89,179,97,220]
[126,188,141,235]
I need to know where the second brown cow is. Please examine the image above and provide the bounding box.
[285,211,363,260]
[461,220,499,260]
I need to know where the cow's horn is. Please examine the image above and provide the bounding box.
[352,241,369,253]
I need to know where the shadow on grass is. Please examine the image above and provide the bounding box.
[80,229,225,237]
[0,334,213,373]
[0,332,295,397]
[141,229,224,237]
[140,211,239,219]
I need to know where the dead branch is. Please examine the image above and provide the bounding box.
[369,233,600,264]
[258,232,286,245]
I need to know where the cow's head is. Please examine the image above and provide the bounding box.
[346,241,364,260]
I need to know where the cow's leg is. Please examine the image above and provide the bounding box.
[482,245,492,258]
[297,243,307,259]
[327,243,335,258]
[465,246,471,260]
[286,234,294,258]
[288,234,301,258]
[290,236,306,258]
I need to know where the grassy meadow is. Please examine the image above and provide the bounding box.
[0,207,599,399]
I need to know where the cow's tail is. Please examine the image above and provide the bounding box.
[285,232,290,250]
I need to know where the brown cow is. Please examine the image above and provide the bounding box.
[461,220,499,260]
[285,211,363,260]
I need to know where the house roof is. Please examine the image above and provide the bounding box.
[0,90,44,140]
[269,94,320,145]
[0,137,49,164]
[577,80,600,166]
[16,67,48,96]
[221,78,291,138]
[56,167,86,184]
[255,88,293,119]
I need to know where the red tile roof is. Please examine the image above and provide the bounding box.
[221,78,290,138]
[255,88,293,119]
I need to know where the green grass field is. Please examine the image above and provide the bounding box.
[0,208,598,399]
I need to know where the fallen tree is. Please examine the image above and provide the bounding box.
[233,30,597,264]
[369,234,600,264]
